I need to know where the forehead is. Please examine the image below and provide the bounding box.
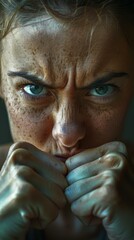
[2,11,132,86]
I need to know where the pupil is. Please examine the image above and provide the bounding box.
[96,86,108,95]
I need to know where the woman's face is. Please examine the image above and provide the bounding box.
[1,10,133,155]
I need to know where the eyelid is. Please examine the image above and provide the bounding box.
[15,79,47,90]
[8,71,58,89]
[85,83,119,98]
[23,84,46,95]
[80,72,128,90]
[89,83,119,90]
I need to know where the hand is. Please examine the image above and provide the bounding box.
[0,142,68,240]
[65,141,134,240]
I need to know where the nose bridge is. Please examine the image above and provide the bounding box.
[60,98,80,123]
[57,94,83,125]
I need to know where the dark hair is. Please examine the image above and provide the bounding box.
[0,0,134,39]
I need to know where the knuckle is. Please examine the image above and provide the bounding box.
[66,172,73,184]
[71,201,79,215]
[19,207,31,224]
[99,141,127,158]
[65,181,83,203]
[102,170,117,186]
[9,149,22,165]
[8,142,20,154]
[65,157,72,169]
[75,181,84,195]
[100,185,113,200]
[65,186,72,200]
[12,181,35,203]
[16,166,34,181]
[7,142,34,164]
[117,141,127,156]
[104,152,125,169]
[102,170,112,180]
[8,142,29,154]
[9,148,29,165]
[101,171,119,199]
[22,182,36,198]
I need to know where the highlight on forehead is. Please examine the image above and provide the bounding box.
[0,0,134,40]
[0,0,100,39]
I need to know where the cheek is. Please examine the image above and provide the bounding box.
[87,105,128,145]
[5,96,54,147]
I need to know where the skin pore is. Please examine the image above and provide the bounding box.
[0,8,134,240]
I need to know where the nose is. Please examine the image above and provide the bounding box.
[52,103,86,149]
[53,122,85,148]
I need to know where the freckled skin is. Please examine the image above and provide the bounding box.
[0,9,134,240]
[1,12,133,154]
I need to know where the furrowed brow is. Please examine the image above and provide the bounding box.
[7,71,55,88]
[8,71,128,89]
[81,72,129,89]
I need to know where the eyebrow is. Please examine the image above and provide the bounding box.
[82,72,129,89]
[7,71,128,89]
[7,71,55,88]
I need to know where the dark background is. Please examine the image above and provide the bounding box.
[0,97,134,145]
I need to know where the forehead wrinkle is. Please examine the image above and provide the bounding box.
[3,11,130,89]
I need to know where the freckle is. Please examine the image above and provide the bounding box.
[32,50,36,55]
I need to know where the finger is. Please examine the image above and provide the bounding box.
[2,183,59,230]
[65,174,103,203]
[19,197,58,229]
[66,141,127,171]
[70,186,113,220]
[6,142,67,175]
[9,149,68,189]
[70,169,120,218]
[66,152,124,184]
[13,165,67,208]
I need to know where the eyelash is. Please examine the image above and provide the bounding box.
[17,83,53,102]
[17,82,119,103]
[86,84,120,100]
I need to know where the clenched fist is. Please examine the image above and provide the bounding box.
[0,142,68,240]
[65,141,134,240]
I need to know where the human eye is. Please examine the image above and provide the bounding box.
[87,84,119,100]
[23,84,49,97]
[18,83,54,103]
